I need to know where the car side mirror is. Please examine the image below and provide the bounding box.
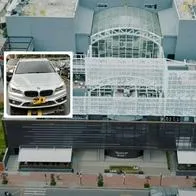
[7,70,14,82]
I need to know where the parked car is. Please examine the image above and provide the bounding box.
[4,192,12,196]
[8,58,67,114]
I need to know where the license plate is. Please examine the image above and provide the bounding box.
[32,97,46,105]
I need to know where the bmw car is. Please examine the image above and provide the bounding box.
[8,58,67,113]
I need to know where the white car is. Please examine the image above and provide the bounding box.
[8,58,67,111]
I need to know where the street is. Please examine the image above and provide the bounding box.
[47,189,149,196]
[0,187,149,196]
[0,187,22,196]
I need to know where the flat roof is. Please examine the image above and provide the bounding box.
[158,7,179,36]
[18,147,72,163]
[92,7,161,36]
[9,0,79,18]
[177,150,196,164]
[175,0,196,20]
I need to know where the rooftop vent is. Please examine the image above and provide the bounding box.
[144,4,157,9]
[97,3,108,8]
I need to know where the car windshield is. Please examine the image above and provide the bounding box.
[15,60,55,74]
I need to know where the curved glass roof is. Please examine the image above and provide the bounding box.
[92,6,161,36]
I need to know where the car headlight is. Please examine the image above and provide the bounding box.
[55,85,65,92]
[10,87,23,94]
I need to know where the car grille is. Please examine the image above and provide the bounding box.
[22,101,56,107]
[24,91,38,97]
[40,90,53,96]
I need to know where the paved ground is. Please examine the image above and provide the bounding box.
[47,189,149,196]
[7,149,170,176]
[0,171,195,190]
[0,187,149,196]
[71,149,170,175]
[0,187,21,196]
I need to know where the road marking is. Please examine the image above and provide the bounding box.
[23,188,46,196]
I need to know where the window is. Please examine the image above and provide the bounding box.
[144,4,157,9]
[15,60,55,74]
[97,3,108,8]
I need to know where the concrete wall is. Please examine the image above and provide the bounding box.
[80,0,172,12]
[74,6,94,34]
[6,16,75,52]
[75,34,90,54]
[175,20,196,60]
[162,36,177,58]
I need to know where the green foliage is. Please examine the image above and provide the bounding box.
[97,173,104,187]
[0,102,3,112]
[2,175,8,184]
[50,174,56,186]
[3,27,7,38]
[144,182,150,188]
[108,165,141,174]
[166,151,170,170]
[0,119,6,161]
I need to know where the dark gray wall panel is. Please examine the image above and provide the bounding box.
[4,120,196,150]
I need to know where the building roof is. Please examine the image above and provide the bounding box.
[18,147,72,162]
[75,6,94,34]
[158,7,179,36]
[175,0,196,20]
[177,150,196,164]
[7,0,79,18]
[91,6,161,36]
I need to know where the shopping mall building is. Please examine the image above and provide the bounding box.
[1,0,196,170]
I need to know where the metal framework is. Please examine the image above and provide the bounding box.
[90,28,163,58]
[90,6,163,58]
[71,6,196,117]
[1,36,34,54]
[90,27,163,58]
[73,54,85,74]
[73,57,196,117]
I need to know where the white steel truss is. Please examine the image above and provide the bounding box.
[73,54,85,74]
[73,57,196,117]
[90,27,163,58]
[91,27,162,47]
[85,57,165,86]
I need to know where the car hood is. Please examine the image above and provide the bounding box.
[10,73,64,90]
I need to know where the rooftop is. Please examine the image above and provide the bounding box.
[175,0,196,19]
[7,0,79,18]
[92,6,161,36]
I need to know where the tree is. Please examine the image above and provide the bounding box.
[97,173,104,187]
[2,27,7,38]
[144,182,150,188]
[50,174,56,186]
[2,175,8,184]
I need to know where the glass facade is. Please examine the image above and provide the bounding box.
[92,35,160,58]
[4,120,196,151]
[91,6,162,58]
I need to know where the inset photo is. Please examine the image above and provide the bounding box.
[4,52,72,118]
